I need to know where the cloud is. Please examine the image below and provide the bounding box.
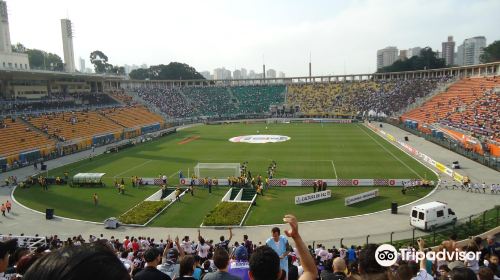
[6,0,500,76]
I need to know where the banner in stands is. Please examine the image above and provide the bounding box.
[345,189,379,206]
[366,123,465,182]
[295,190,331,204]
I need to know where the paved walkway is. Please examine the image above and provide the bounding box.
[1,122,499,247]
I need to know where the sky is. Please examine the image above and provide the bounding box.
[6,0,500,77]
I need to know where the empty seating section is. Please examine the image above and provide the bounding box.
[101,106,165,128]
[231,85,286,114]
[402,77,500,141]
[181,87,238,117]
[0,119,55,157]
[28,111,123,142]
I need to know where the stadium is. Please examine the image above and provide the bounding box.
[1,1,500,280]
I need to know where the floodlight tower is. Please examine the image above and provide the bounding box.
[61,18,76,72]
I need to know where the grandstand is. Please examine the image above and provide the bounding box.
[0,118,55,159]
[100,106,165,128]
[28,111,123,142]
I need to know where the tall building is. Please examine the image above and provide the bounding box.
[233,69,242,79]
[442,36,455,66]
[60,19,76,72]
[79,57,85,72]
[213,67,231,80]
[399,50,408,60]
[0,1,29,70]
[278,71,285,78]
[248,70,256,79]
[456,36,486,66]
[266,69,276,78]
[376,46,398,69]
[240,68,247,79]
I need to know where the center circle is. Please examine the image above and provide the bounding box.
[229,135,291,144]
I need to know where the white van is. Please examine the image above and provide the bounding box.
[410,201,457,231]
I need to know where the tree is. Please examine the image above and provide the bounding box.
[377,47,445,73]
[25,48,63,71]
[90,50,110,74]
[129,62,205,80]
[11,43,27,53]
[10,43,64,71]
[480,40,500,63]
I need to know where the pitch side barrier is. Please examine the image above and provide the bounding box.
[366,123,465,182]
[206,118,358,125]
[178,178,417,187]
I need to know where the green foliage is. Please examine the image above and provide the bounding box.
[129,62,205,80]
[480,40,500,63]
[118,200,168,225]
[11,43,64,71]
[90,50,110,74]
[378,47,446,72]
[203,202,250,226]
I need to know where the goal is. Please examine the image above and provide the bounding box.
[194,163,241,178]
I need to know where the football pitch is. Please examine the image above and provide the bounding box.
[14,123,437,226]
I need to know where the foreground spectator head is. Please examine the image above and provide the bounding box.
[0,238,17,273]
[144,247,161,264]
[477,267,494,280]
[23,244,130,280]
[271,227,280,240]
[179,255,195,277]
[358,244,388,279]
[449,267,477,280]
[234,245,249,261]
[249,246,280,280]
[333,257,346,273]
[213,248,230,270]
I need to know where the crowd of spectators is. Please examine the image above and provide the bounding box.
[0,92,119,116]
[133,85,287,119]
[1,218,499,280]
[287,77,452,117]
[439,81,500,142]
[134,88,194,119]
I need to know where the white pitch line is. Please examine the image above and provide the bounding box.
[113,160,153,178]
[330,160,338,179]
[357,125,422,178]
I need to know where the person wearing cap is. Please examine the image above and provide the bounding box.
[158,236,184,279]
[228,243,250,280]
[134,247,170,280]
[0,238,17,279]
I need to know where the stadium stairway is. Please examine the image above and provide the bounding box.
[229,188,241,200]
[161,188,175,200]
[18,117,58,141]
[226,87,240,107]
[241,188,256,201]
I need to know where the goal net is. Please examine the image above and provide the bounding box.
[194,163,241,178]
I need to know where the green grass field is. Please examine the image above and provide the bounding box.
[14,123,436,226]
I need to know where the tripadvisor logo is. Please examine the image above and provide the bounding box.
[375,244,481,267]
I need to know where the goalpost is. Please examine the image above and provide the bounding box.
[194,163,241,178]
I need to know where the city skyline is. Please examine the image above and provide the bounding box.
[5,0,500,76]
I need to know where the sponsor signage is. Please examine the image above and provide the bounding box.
[345,189,379,206]
[229,135,290,144]
[295,190,331,205]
